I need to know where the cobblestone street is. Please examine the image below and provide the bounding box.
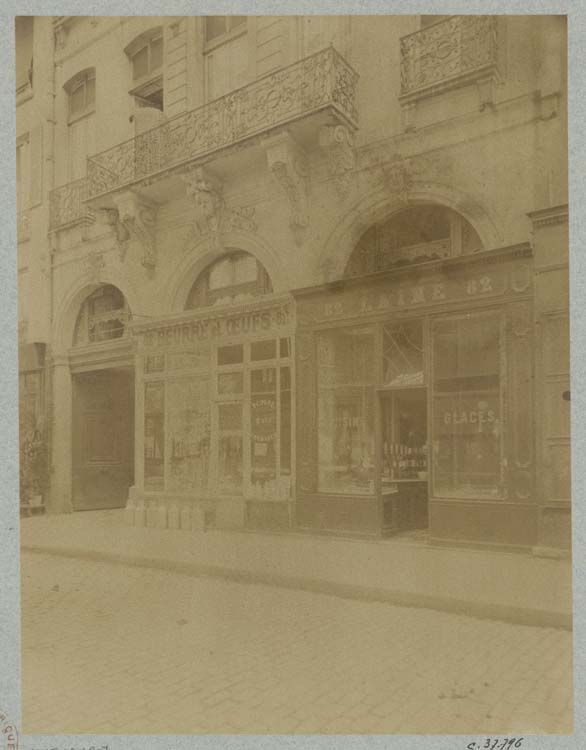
[21,551,573,735]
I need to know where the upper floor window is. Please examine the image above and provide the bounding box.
[126,28,164,111]
[204,16,248,101]
[64,69,96,181]
[67,71,95,121]
[15,16,34,93]
[205,16,246,43]
[420,15,452,28]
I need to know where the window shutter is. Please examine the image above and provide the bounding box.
[28,125,43,207]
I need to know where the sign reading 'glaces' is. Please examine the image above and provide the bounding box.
[138,305,291,349]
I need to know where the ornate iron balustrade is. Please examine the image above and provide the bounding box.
[17,210,30,243]
[87,46,359,199]
[400,16,498,99]
[49,178,94,230]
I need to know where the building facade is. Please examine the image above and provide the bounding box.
[16,15,570,553]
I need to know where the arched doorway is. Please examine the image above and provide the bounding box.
[71,284,135,510]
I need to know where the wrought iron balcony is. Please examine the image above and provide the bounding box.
[49,178,95,230]
[87,46,359,201]
[17,209,30,243]
[400,16,498,100]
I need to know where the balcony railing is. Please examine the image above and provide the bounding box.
[87,46,359,200]
[17,210,30,243]
[400,16,498,99]
[49,178,94,230]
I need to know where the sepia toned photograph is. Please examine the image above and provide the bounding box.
[12,9,574,739]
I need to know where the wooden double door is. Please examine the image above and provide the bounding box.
[72,368,134,510]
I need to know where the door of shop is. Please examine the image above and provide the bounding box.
[72,367,134,510]
[378,387,429,534]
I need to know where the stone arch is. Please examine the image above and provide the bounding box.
[53,273,141,355]
[164,230,289,313]
[317,182,502,282]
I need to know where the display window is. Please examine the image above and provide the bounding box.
[317,327,376,494]
[431,313,503,498]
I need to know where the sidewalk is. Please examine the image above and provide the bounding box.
[20,510,572,629]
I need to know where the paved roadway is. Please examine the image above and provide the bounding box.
[21,552,572,735]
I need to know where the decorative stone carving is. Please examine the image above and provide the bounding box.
[319,124,355,197]
[112,193,157,270]
[85,250,105,283]
[381,155,414,204]
[263,132,308,245]
[181,168,224,246]
[181,167,258,251]
[99,208,131,261]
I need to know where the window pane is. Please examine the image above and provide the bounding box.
[233,254,257,284]
[251,340,276,361]
[217,403,242,493]
[167,379,210,493]
[132,46,149,79]
[144,382,164,489]
[251,367,276,394]
[85,75,96,107]
[217,372,243,395]
[230,16,247,30]
[206,16,227,41]
[150,36,163,70]
[69,83,85,115]
[209,258,232,290]
[280,367,291,474]
[217,344,243,366]
[318,386,375,495]
[318,327,375,387]
[280,337,290,358]
[432,315,502,497]
[250,380,277,498]
[383,320,424,386]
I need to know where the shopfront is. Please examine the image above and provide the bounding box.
[132,251,295,530]
[293,242,536,548]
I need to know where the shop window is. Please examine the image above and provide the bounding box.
[317,327,376,495]
[185,251,273,309]
[126,28,164,111]
[431,313,503,498]
[204,16,248,101]
[144,382,165,490]
[167,378,211,493]
[73,285,130,347]
[344,205,483,277]
[64,69,96,181]
[16,16,33,92]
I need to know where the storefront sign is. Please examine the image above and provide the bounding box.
[300,264,529,325]
[442,409,496,425]
[137,304,292,349]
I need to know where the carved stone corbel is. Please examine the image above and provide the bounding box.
[263,132,308,245]
[181,167,224,250]
[100,208,131,260]
[319,124,355,197]
[112,193,157,270]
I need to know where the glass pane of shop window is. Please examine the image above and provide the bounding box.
[218,435,243,493]
[217,343,243,365]
[251,339,276,361]
[206,16,228,42]
[217,372,244,396]
[279,337,290,358]
[144,382,164,489]
[317,327,375,387]
[318,385,375,495]
[432,314,502,497]
[383,320,424,386]
[280,367,291,475]
[166,379,210,494]
[251,367,276,394]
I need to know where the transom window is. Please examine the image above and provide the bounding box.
[345,205,484,277]
[204,17,248,100]
[73,285,130,347]
[186,251,273,309]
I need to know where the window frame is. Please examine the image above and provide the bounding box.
[125,28,164,112]
[65,70,96,125]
